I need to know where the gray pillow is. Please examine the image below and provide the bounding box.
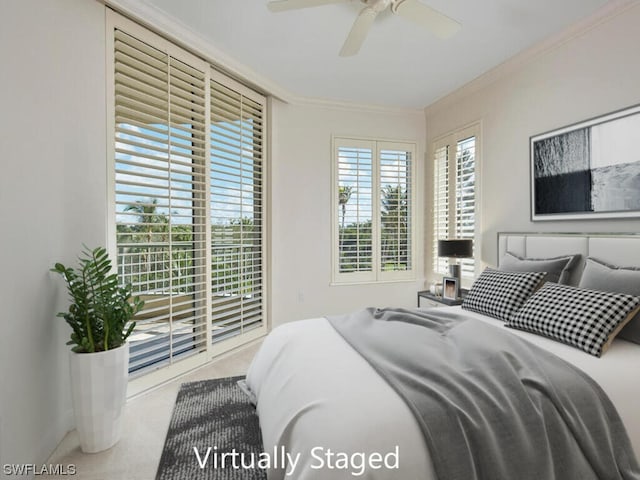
[579,257,640,345]
[499,252,580,284]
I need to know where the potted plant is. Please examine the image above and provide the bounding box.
[51,246,143,453]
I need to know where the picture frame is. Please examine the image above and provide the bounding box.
[530,103,640,221]
[442,276,459,301]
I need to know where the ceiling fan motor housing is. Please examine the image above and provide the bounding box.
[362,0,393,13]
[390,0,408,14]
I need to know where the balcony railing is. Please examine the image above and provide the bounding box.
[118,242,263,373]
[117,242,261,296]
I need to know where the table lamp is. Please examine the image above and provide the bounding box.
[437,239,473,286]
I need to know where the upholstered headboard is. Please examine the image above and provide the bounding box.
[497,232,640,286]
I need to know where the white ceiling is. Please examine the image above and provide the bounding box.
[142,0,611,109]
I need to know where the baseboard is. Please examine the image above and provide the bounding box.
[39,408,74,465]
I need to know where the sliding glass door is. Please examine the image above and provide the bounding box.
[109,13,266,378]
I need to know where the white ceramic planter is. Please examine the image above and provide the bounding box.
[69,343,129,453]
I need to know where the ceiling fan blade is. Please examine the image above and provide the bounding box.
[267,0,349,13]
[339,7,378,57]
[393,0,460,39]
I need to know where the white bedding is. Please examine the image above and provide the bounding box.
[245,307,640,479]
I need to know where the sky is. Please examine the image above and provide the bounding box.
[337,146,411,225]
[115,121,260,228]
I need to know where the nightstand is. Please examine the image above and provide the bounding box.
[417,290,467,308]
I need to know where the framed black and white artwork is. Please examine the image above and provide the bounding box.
[530,104,640,221]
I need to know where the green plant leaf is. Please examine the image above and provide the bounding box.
[51,246,138,353]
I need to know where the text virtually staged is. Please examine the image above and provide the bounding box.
[193,445,401,477]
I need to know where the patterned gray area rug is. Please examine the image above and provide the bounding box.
[156,376,267,480]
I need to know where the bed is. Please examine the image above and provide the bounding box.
[243,233,640,479]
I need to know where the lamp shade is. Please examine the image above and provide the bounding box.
[438,239,473,258]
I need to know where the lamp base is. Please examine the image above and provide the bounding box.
[449,264,461,282]
[448,264,462,299]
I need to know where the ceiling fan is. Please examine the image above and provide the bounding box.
[267,0,461,57]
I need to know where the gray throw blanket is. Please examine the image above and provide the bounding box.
[327,307,640,480]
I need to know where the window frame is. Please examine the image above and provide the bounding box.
[331,135,417,285]
[431,123,481,282]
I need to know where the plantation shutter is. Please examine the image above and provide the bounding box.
[333,138,415,283]
[335,140,374,279]
[433,144,450,274]
[113,29,209,373]
[379,146,412,273]
[210,74,265,344]
[432,128,477,278]
[455,136,476,277]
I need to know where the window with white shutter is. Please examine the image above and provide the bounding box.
[455,136,476,277]
[333,137,415,283]
[113,29,209,373]
[432,125,479,278]
[380,145,412,273]
[433,144,449,275]
[108,13,266,379]
[210,74,265,345]
[336,140,374,278]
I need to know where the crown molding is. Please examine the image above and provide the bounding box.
[287,94,424,115]
[102,0,423,117]
[424,0,638,115]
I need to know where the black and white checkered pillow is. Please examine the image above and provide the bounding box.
[507,282,640,357]
[462,268,546,321]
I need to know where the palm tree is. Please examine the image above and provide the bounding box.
[338,186,353,231]
[380,185,408,268]
[338,186,354,270]
[124,199,168,244]
[122,199,171,290]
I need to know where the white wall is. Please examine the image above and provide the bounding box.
[0,0,107,469]
[424,3,640,274]
[269,101,426,326]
